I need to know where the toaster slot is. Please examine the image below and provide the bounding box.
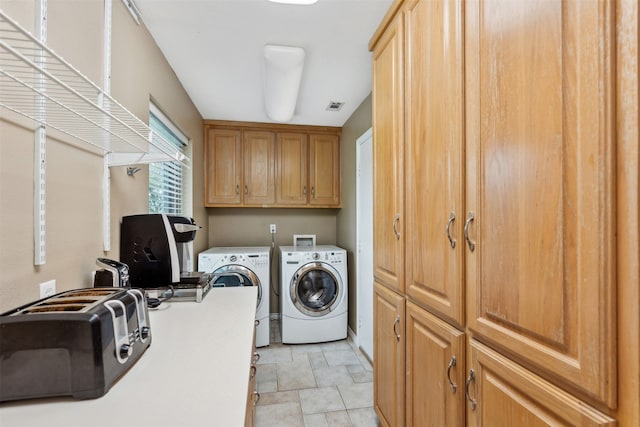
[104,300,133,364]
[22,304,87,313]
[127,289,150,343]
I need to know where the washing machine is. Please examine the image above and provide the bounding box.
[198,247,270,347]
[280,245,348,344]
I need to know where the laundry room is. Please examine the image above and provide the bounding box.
[1,0,638,427]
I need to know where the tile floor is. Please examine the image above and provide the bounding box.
[254,321,379,427]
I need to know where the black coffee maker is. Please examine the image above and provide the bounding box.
[119,214,203,288]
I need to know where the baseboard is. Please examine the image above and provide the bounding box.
[348,326,357,344]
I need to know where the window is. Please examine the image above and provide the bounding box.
[148,103,188,215]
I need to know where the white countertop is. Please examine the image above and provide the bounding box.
[0,286,258,427]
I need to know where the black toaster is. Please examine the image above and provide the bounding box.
[0,288,151,402]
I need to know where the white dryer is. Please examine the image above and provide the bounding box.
[280,245,348,344]
[198,247,270,347]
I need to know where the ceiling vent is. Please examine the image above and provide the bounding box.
[326,101,344,111]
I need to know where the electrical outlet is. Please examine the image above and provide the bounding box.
[270,224,276,234]
[39,280,56,298]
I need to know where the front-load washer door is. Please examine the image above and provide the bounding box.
[212,265,262,308]
[290,262,342,317]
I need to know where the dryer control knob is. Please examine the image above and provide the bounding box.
[312,253,320,260]
[230,255,238,262]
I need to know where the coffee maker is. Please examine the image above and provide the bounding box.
[119,214,212,301]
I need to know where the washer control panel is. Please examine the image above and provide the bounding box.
[285,250,345,265]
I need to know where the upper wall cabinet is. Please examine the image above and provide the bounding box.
[204,121,341,208]
[204,128,276,206]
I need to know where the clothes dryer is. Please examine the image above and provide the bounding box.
[198,247,270,347]
[280,245,348,344]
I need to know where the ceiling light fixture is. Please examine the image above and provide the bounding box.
[268,0,319,5]
[263,44,306,122]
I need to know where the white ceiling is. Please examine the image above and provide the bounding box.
[135,0,392,127]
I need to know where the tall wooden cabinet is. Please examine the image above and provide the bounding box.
[465,0,616,407]
[372,11,404,294]
[370,0,636,425]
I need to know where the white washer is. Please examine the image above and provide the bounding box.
[198,247,270,347]
[280,245,348,344]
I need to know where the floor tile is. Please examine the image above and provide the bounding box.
[323,349,361,366]
[346,363,365,373]
[348,407,379,427]
[325,410,353,427]
[313,365,354,387]
[320,340,353,352]
[257,390,300,406]
[299,386,346,414]
[277,359,317,391]
[256,364,277,393]
[338,382,374,409]
[291,343,324,354]
[350,370,373,383]
[303,413,328,427]
[308,351,329,369]
[258,345,293,364]
[255,402,304,427]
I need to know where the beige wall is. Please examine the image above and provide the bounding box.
[336,94,372,336]
[0,0,203,311]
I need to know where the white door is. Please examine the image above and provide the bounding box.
[356,128,374,360]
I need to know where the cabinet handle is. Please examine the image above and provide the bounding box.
[253,352,260,364]
[446,212,456,249]
[446,356,457,393]
[255,319,260,326]
[311,186,315,197]
[393,214,400,240]
[392,315,400,342]
[250,365,257,379]
[235,184,240,195]
[303,185,307,196]
[465,369,477,410]
[253,391,260,405]
[464,211,475,252]
[244,185,248,195]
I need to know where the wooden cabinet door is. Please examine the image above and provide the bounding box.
[243,131,275,206]
[205,128,242,205]
[309,134,340,206]
[465,0,616,406]
[467,340,616,426]
[374,282,405,427]
[372,13,405,292]
[406,301,465,427]
[275,132,308,205]
[404,0,464,327]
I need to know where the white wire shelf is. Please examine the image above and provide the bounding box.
[0,10,190,167]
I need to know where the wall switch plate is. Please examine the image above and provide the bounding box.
[39,280,56,298]
[270,224,276,233]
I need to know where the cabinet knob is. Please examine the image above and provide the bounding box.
[245,185,248,195]
[303,185,307,196]
[311,186,315,197]
[235,184,240,195]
